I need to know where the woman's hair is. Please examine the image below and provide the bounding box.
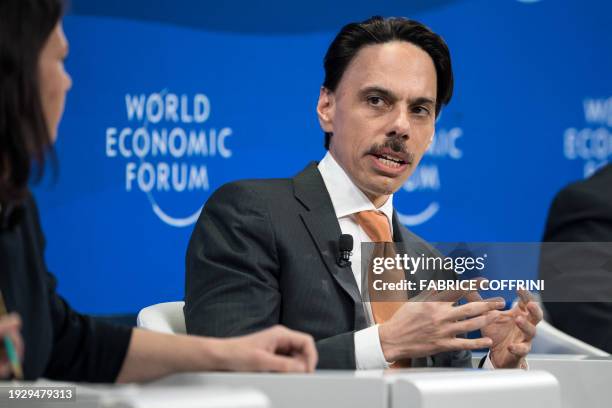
[0,0,64,203]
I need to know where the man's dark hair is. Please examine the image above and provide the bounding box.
[322,16,453,150]
[0,0,63,203]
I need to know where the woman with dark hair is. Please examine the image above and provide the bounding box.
[0,0,316,382]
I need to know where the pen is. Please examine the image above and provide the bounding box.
[0,291,23,380]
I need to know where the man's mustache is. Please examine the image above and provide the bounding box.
[366,137,415,164]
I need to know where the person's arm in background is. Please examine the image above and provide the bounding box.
[41,267,316,383]
[541,168,612,353]
[116,325,316,383]
[0,308,316,381]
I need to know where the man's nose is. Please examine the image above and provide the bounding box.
[387,108,410,140]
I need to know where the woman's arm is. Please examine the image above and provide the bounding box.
[116,325,317,383]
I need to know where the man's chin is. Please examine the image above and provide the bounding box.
[358,179,404,202]
[371,170,411,193]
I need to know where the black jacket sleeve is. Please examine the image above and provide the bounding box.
[42,273,133,382]
[26,196,133,382]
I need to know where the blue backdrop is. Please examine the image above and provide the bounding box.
[32,0,612,313]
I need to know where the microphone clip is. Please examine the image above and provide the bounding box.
[337,250,352,268]
[337,234,354,268]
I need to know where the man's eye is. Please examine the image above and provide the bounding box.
[367,96,386,107]
[413,106,431,116]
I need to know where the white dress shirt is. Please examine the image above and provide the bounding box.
[318,151,501,369]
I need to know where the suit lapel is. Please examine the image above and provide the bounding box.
[392,211,420,264]
[293,163,366,329]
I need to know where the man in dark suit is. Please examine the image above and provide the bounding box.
[541,164,612,353]
[185,16,541,369]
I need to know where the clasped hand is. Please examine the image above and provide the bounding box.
[379,284,542,368]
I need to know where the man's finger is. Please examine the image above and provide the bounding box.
[493,311,515,324]
[462,277,493,303]
[463,280,510,312]
[413,280,485,303]
[448,299,506,321]
[526,302,544,324]
[517,289,536,307]
[447,311,501,335]
[464,289,484,303]
[508,342,531,357]
[516,316,537,339]
[445,336,493,351]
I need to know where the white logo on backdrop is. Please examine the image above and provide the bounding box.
[563,97,612,178]
[105,89,233,227]
[396,127,463,226]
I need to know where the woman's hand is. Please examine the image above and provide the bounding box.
[0,313,24,379]
[214,325,318,373]
[117,325,318,383]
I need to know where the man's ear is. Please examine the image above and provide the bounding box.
[317,86,335,133]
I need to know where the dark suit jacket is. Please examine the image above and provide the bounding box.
[541,164,612,353]
[185,163,472,369]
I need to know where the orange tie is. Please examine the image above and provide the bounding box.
[354,211,407,323]
[355,210,410,368]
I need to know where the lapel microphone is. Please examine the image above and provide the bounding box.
[337,234,353,267]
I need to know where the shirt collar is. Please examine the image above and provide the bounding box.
[318,151,394,227]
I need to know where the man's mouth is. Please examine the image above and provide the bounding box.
[365,143,414,174]
[372,153,406,169]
